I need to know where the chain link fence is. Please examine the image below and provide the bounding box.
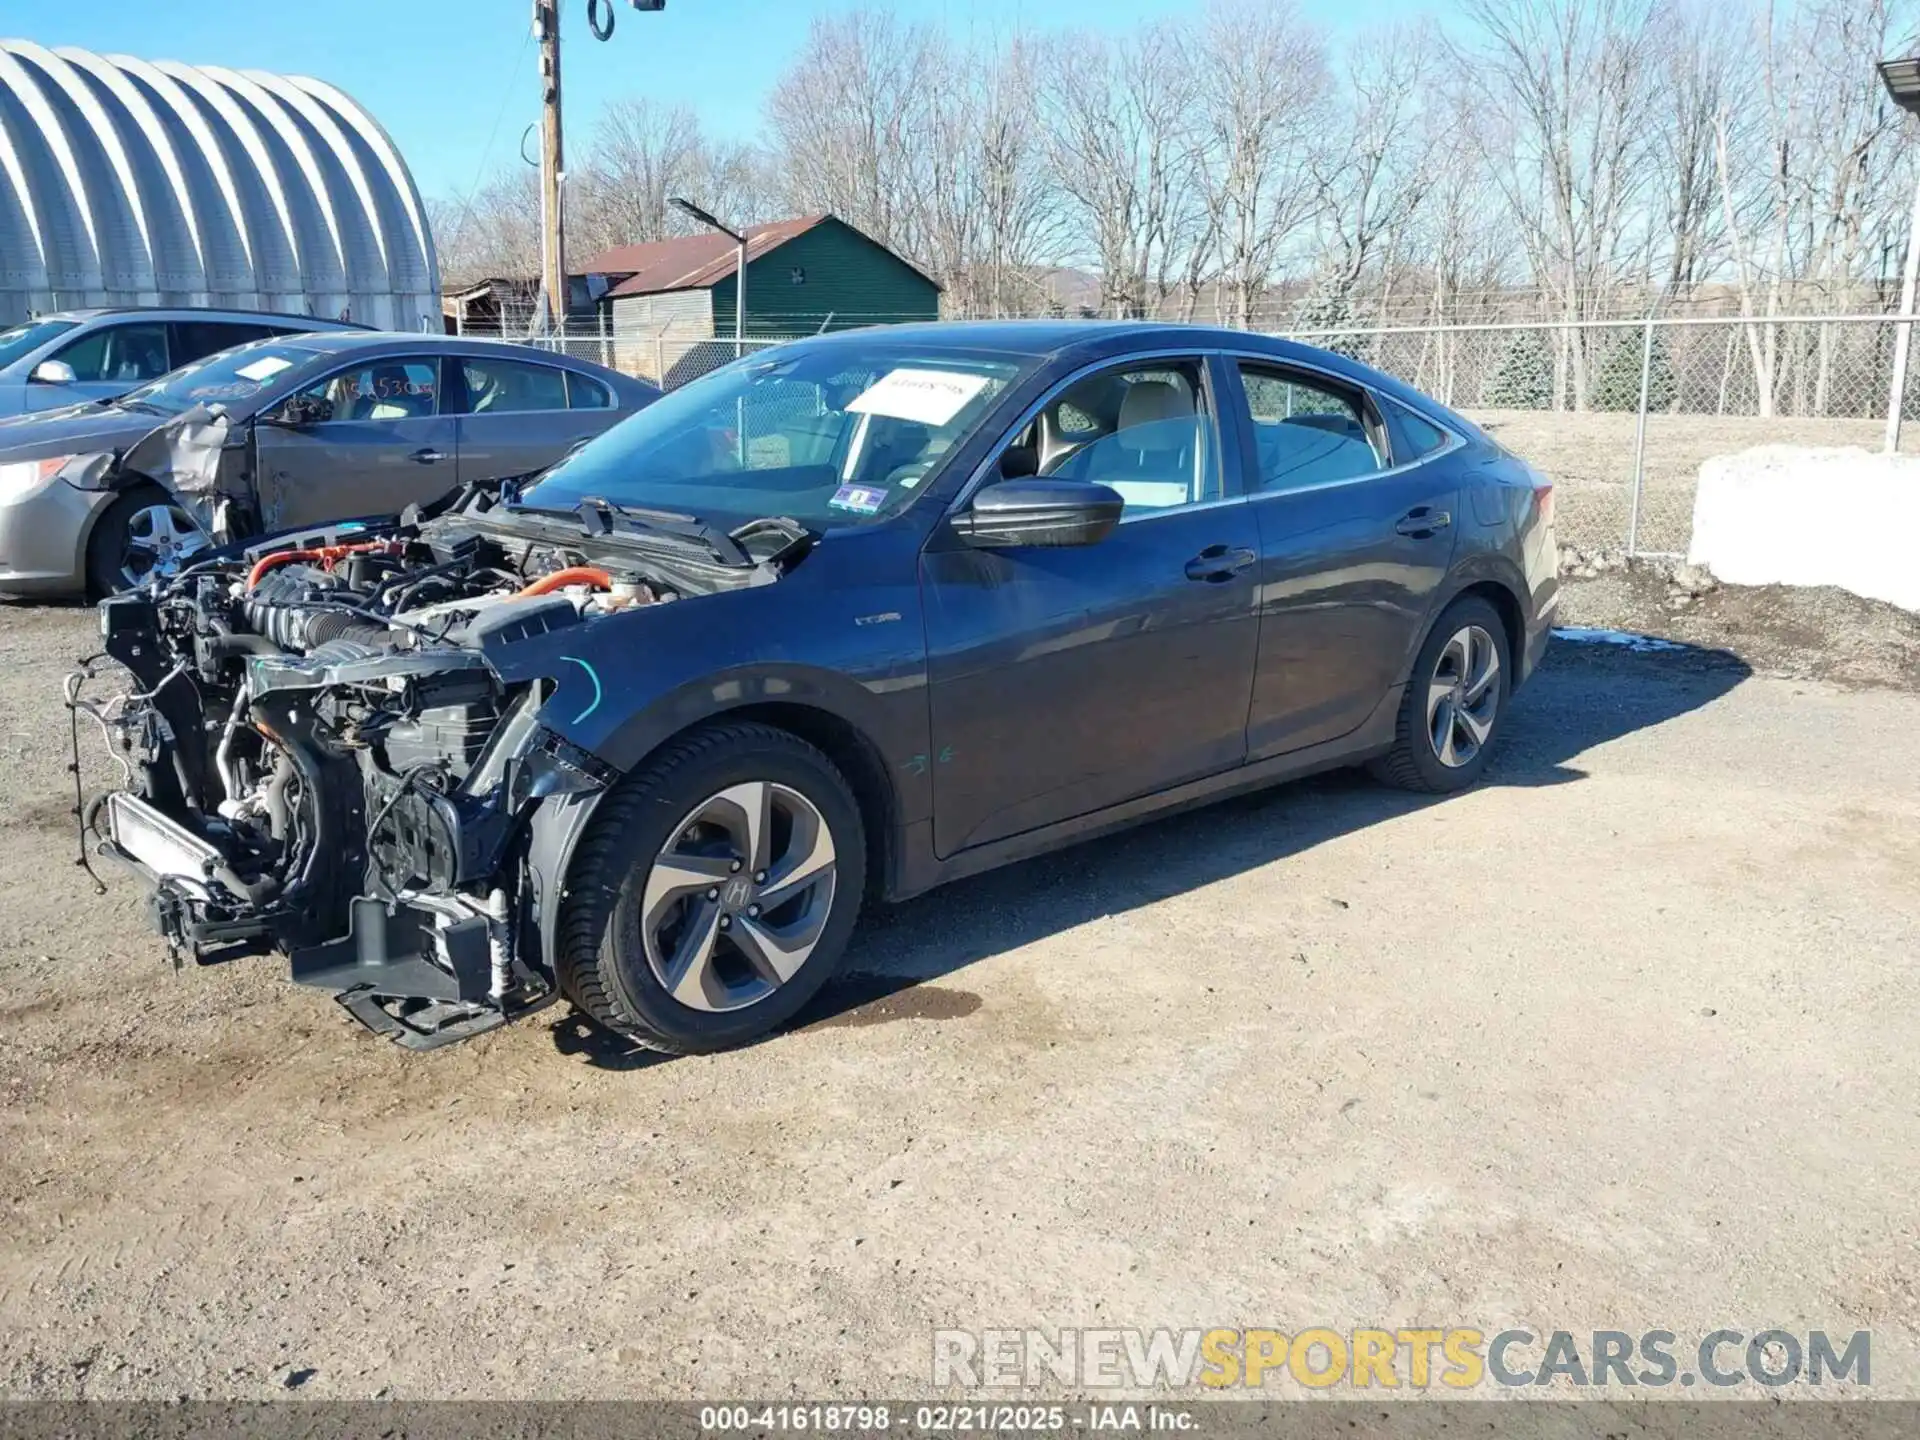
[1279,314,1920,558]
[499,326,807,388]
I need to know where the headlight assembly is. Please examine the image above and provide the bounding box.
[0,456,74,505]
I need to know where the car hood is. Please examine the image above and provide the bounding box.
[0,404,156,462]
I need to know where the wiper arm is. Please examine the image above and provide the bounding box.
[575,495,750,568]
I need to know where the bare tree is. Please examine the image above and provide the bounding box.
[763,8,936,257]
[1311,20,1435,319]
[565,99,771,260]
[1646,0,1744,300]
[1451,0,1659,406]
[1716,0,1915,414]
[1184,0,1330,328]
[1039,23,1201,317]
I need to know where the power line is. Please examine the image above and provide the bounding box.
[439,26,536,256]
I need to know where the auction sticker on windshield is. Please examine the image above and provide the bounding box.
[234,355,294,383]
[846,368,989,426]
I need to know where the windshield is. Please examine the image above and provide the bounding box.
[517,347,1027,529]
[113,342,317,416]
[0,318,79,371]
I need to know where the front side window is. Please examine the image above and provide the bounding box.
[460,357,568,415]
[997,359,1222,517]
[519,347,1025,530]
[53,322,170,384]
[294,358,440,422]
[1237,364,1386,493]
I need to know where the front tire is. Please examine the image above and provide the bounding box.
[556,722,867,1054]
[1372,595,1511,794]
[85,487,207,597]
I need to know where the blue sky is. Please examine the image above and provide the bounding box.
[0,0,1411,202]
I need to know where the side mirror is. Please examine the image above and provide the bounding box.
[951,478,1124,549]
[271,395,330,427]
[29,359,75,386]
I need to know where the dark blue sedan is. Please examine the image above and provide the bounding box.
[82,320,1558,1055]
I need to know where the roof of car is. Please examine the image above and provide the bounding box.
[783,319,1294,355]
[27,306,367,329]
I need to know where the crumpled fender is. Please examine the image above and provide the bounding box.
[114,405,255,541]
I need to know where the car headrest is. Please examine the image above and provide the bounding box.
[1118,379,1193,431]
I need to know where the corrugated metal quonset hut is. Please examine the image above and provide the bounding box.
[0,40,438,329]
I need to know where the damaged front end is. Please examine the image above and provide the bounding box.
[67,486,804,1048]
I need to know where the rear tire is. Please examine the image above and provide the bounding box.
[556,722,866,1054]
[1372,595,1511,794]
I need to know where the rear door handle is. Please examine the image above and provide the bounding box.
[1394,506,1451,537]
[1185,545,1257,583]
[410,447,446,464]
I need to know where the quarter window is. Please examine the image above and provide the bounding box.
[1007,359,1222,517]
[1236,364,1386,492]
[460,357,569,414]
[53,323,170,384]
[566,371,614,410]
[1383,397,1452,463]
[293,358,439,422]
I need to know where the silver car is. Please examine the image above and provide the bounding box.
[0,332,659,597]
[0,307,360,419]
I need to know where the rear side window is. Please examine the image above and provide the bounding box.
[53,322,170,383]
[567,371,614,410]
[172,321,277,366]
[1383,398,1453,463]
[460,358,569,414]
[1236,364,1386,493]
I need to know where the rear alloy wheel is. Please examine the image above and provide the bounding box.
[558,722,866,1053]
[87,491,207,596]
[1426,623,1501,769]
[1372,595,1511,793]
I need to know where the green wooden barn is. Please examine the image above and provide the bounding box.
[578,215,940,381]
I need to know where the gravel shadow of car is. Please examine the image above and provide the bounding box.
[556,637,1749,1067]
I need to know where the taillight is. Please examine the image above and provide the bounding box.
[1531,478,1555,526]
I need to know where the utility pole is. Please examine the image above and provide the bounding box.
[535,0,566,337]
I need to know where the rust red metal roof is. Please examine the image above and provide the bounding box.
[578,216,830,298]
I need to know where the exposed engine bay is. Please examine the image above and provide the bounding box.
[67,485,809,1048]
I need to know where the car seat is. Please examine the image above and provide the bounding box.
[1102,379,1198,510]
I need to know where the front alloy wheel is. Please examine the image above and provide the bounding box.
[557,721,867,1054]
[641,781,838,1013]
[120,502,207,587]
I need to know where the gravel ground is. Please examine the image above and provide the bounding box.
[2,598,1917,1400]
[1557,567,1920,692]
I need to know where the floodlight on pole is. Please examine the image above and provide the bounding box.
[671,196,749,360]
[1879,58,1920,453]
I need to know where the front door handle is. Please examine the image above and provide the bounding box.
[1185,545,1257,583]
[1394,506,1451,538]
[409,447,446,464]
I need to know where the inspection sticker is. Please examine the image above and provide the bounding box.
[234,355,294,382]
[827,483,888,515]
[846,367,988,426]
